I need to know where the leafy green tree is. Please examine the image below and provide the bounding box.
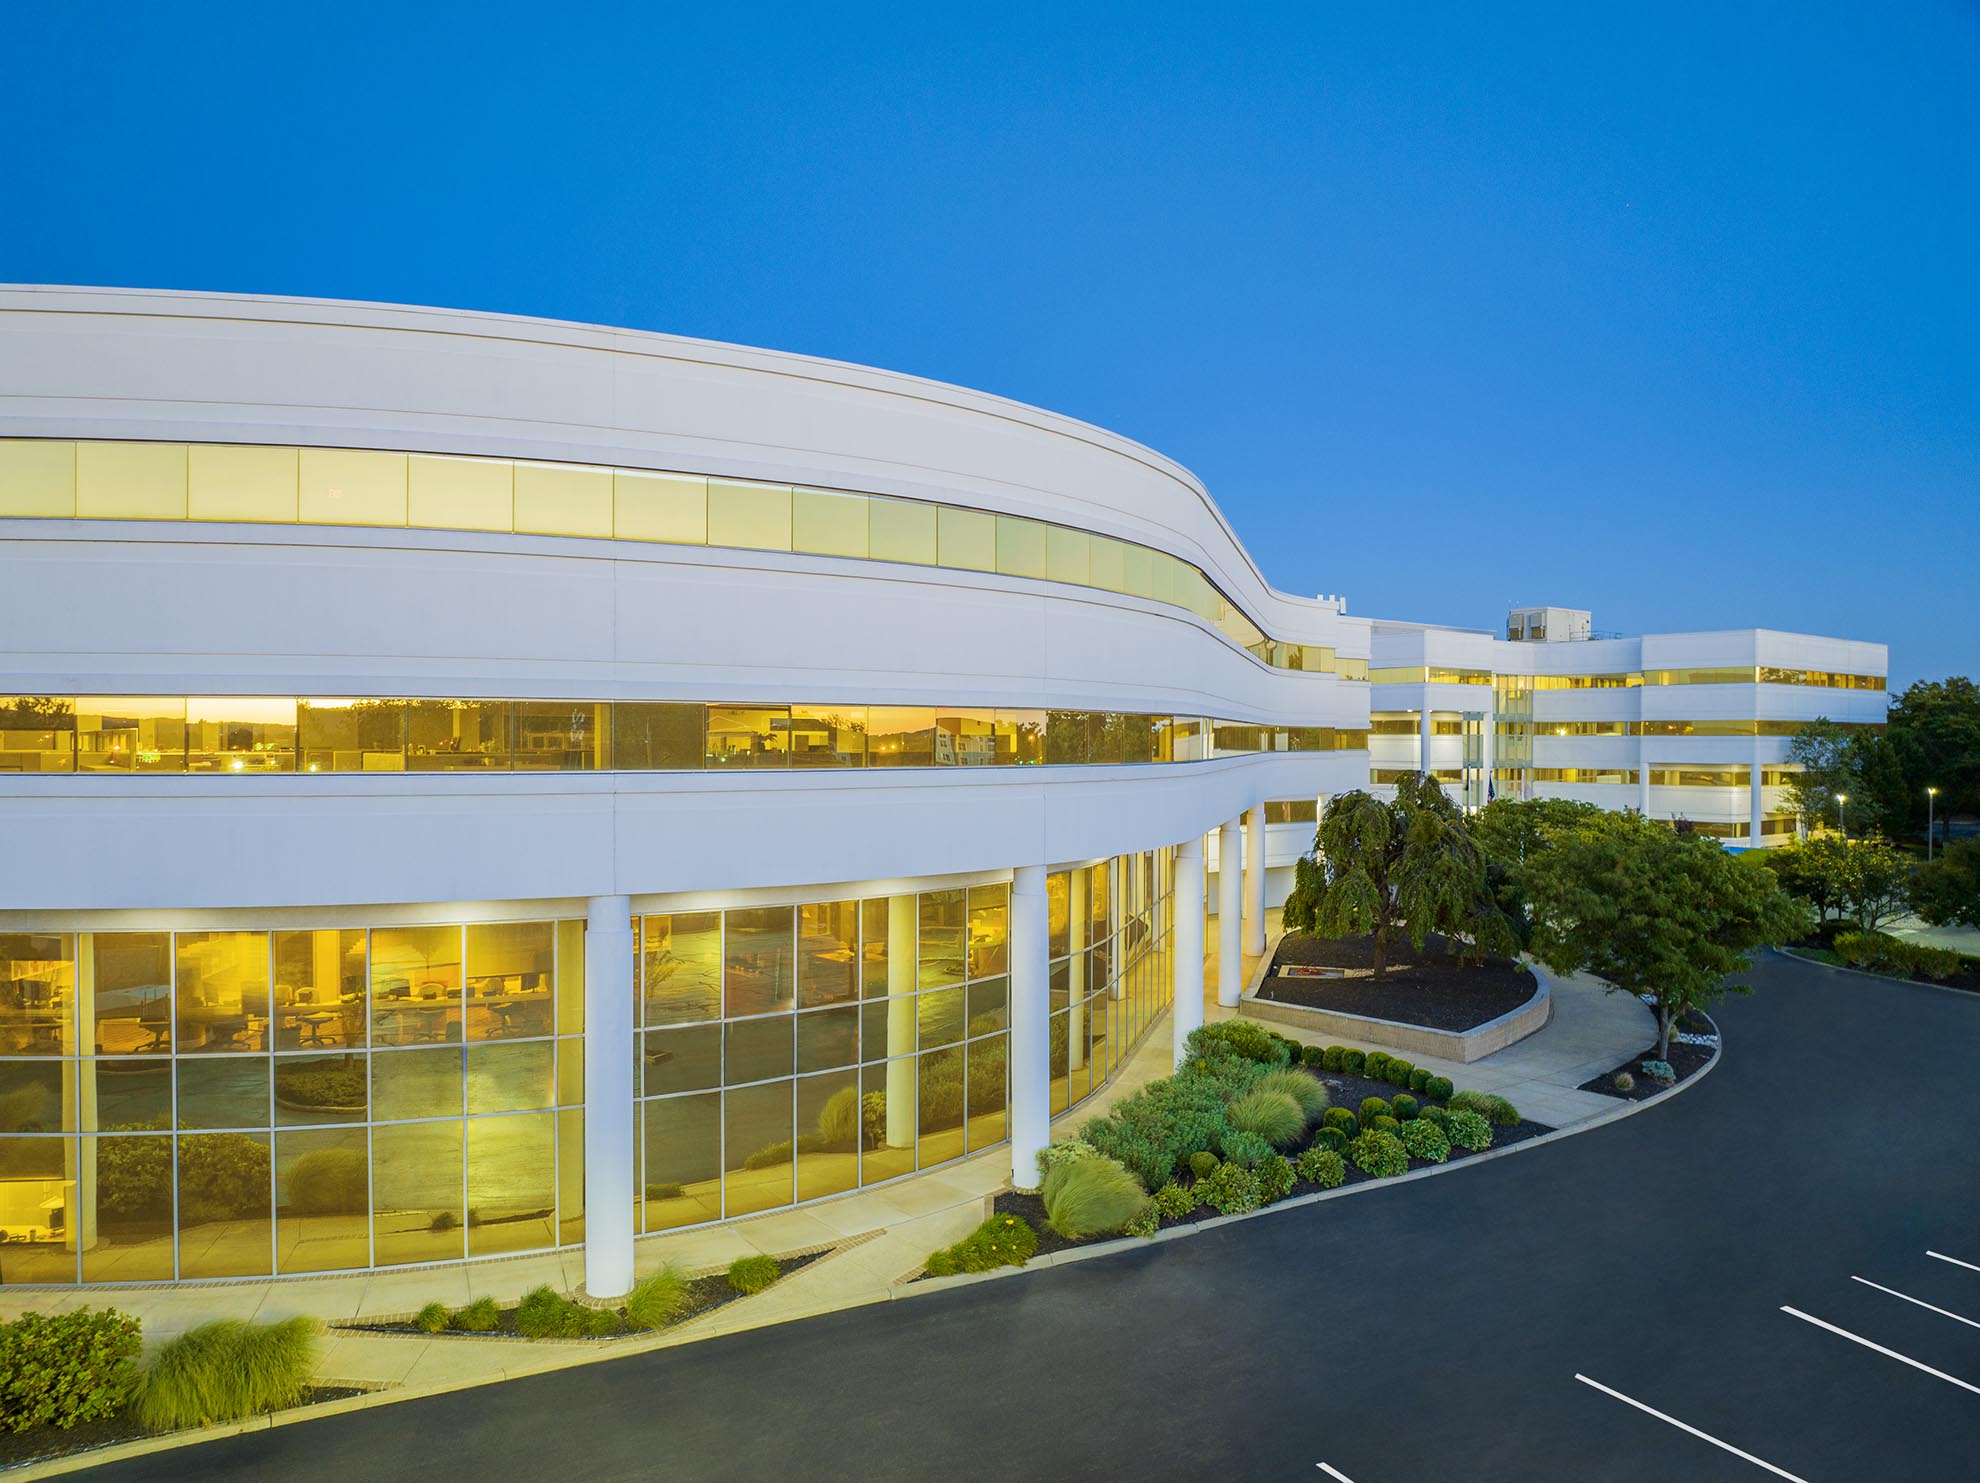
[1763,835,1912,932]
[1887,677,1980,839]
[1473,797,1604,946]
[1282,776,1509,976]
[1912,839,1980,929]
[1524,811,1809,1059]
[1785,719,1866,834]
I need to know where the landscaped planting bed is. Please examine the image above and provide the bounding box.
[920,1021,1553,1276]
[1259,932,1538,1031]
[1784,928,1980,994]
[344,1252,824,1341]
[1577,1009,1718,1101]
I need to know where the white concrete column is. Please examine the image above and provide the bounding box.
[1218,816,1243,1007]
[1480,707,1495,805]
[1638,753,1653,817]
[1171,835,1206,1066]
[1749,746,1766,846]
[1068,866,1089,1073]
[583,895,636,1300]
[1242,803,1267,957]
[1418,705,1434,776]
[885,894,917,1149]
[1108,860,1126,1001]
[1008,865,1050,1188]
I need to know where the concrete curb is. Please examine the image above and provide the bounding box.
[1772,945,1980,1000]
[5,988,1710,1480]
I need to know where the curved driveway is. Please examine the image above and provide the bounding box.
[81,953,1980,1481]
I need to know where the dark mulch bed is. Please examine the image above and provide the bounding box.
[0,1388,364,1470]
[1259,933,1538,1031]
[344,1252,824,1339]
[1576,1013,1718,1101]
[983,1067,1553,1259]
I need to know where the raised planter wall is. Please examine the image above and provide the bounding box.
[1243,961,1553,1065]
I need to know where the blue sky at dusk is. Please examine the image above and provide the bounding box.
[4,3,1974,684]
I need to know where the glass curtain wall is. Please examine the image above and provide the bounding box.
[0,921,585,1286]
[634,852,1173,1234]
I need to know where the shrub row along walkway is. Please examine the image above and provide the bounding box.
[0,920,1655,1453]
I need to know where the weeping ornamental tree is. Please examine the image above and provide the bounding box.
[1281,776,1512,977]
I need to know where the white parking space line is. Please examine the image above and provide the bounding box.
[1852,1275,1980,1331]
[1927,1250,1980,1275]
[1781,1307,1980,1396]
[1316,1466,1356,1482]
[1572,1374,1810,1481]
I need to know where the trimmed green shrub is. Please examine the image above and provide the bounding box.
[0,1307,141,1433]
[1219,1130,1275,1168]
[1835,929,1963,981]
[1321,1106,1357,1135]
[1197,1162,1263,1215]
[1256,1153,1296,1202]
[1301,1043,1327,1068]
[1153,1182,1198,1219]
[625,1267,690,1330]
[1348,1129,1409,1178]
[1320,1045,1345,1071]
[1253,1068,1330,1121]
[1339,1048,1366,1074]
[1424,1075,1455,1102]
[132,1317,318,1431]
[1391,1093,1419,1120]
[1357,1096,1391,1123]
[1420,1105,1451,1130]
[1124,1205,1159,1239]
[1187,1150,1219,1179]
[1384,1058,1415,1087]
[1034,1138,1100,1184]
[1395,1117,1450,1164]
[1312,1126,1348,1154]
[1369,1114,1401,1134]
[1365,1051,1392,1077]
[1639,1059,1676,1084]
[413,1302,449,1334]
[1268,1030,1305,1064]
[451,1297,499,1333]
[1226,1089,1307,1148]
[924,1214,1037,1276]
[1186,1020,1291,1065]
[1041,1154,1151,1239]
[1295,1146,1346,1188]
[727,1254,781,1295]
[1080,1054,1264,1189]
[1449,1089,1520,1127]
[1445,1108,1493,1151]
[514,1286,621,1339]
[1407,1067,1432,1094]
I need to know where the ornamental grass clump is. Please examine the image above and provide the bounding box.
[451,1297,500,1333]
[1348,1129,1409,1178]
[1444,1108,1493,1151]
[1448,1089,1520,1127]
[514,1286,621,1339]
[1252,1068,1330,1122]
[1295,1146,1346,1188]
[0,1307,142,1434]
[1225,1088,1306,1148]
[624,1265,691,1329]
[727,1255,780,1295]
[1395,1117,1450,1164]
[1034,1138,1100,1184]
[133,1317,318,1432]
[1042,1153,1151,1239]
[924,1214,1037,1276]
[412,1302,449,1334]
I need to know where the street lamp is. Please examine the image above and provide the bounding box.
[1928,786,1939,861]
[1835,792,1848,841]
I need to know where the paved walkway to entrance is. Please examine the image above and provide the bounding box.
[0,915,1654,1418]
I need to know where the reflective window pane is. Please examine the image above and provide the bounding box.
[641,913,721,1026]
[175,931,270,1052]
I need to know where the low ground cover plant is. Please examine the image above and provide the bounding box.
[1295,1146,1346,1187]
[1348,1128,1409,1177]
[1448,1089,1521,1127]
[1395,1117,1450,1164]
[727,1255,781,1296]
[133,1317,317,1431]
[0,1307,142,1434]
[924,1214,1038,1275]
[1444,1109,1493,1151]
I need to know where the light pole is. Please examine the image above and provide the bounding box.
[1927,786,1939,861]
[1835,792,1848,841]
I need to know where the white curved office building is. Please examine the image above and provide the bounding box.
[0,288,1884,1293]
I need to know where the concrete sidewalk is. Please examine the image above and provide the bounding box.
[0,917,1654,1405]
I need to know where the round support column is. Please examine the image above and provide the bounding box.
[1242,803,1267,958]
[1008,865,1050,1189]
[583,895,635,1300]
[1218,816,1243,1007]
[1749,744,1766,846]
[1171,835,1205,1065]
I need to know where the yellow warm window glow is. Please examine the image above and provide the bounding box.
[996,516,1047,579]
[187,444,298,523]
[1087,535,1128,593]
[792,488,869,558]
[707,479,793,551]
[0,439,78,516]
[614,470,707,544]
[514,462,612,538]
[299,448,407,526]
[76,442,187,519]
[937,506,996,571]
[1046,526,1089,586]
[409,455,513,532]
[868,497,937,564]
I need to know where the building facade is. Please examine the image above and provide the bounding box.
[0,288,1884,1294]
